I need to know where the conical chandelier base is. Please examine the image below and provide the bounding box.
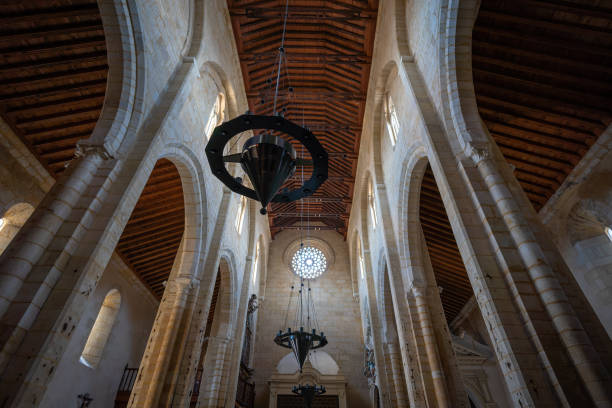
[288,331,314,372]
[240,134,296,214]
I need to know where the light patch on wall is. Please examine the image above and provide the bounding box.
[605,226,612,242]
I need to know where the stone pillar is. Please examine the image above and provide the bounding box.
[128,276,196,407]
[0,144,117,407]
[0,145,110,319]
[412,287,450,408]
[467,142,612,406]
[385,342,409,408]
[199,336,233,407]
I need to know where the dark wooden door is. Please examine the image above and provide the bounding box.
[277,394,339,408]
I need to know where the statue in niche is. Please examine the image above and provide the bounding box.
[247,294,258,315]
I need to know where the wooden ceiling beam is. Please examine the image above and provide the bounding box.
[0,4,101,25]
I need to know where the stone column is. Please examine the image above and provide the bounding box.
[467,142,612,406]
[385,342,409,408]
[128,277,196,407]
[0,143,117,407]
[412,287,450,408]
[0,145,110,319]
[199,335,233,407]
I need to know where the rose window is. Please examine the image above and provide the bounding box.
[291,246,327,279]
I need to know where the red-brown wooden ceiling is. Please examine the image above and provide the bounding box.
[473,0,612,210]
[0,0,107,177]
[2,0,611,316]
[116,159,185,299]
[227,0,379,237]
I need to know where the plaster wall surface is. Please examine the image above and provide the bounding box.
[39,254,158,408]
[252,230,369,408]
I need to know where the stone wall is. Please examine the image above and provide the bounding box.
[252,230,369,408]
[40,254,158,408]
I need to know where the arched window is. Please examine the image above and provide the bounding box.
[205,93,225,140]
[368,179,377,228]
[384,93,399,146]
[358,239,366,280]
[236,195,247,234]
[252,241,260,285]
[0,202,35,255]
[80,289,121,368]
[605,226,612,242]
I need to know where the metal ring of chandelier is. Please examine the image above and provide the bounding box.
[274,327,328,351]
[205,113,328,209]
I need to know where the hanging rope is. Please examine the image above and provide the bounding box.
[272,0,290,115]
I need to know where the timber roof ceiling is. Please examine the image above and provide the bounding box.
[227,0,379,237]
[116,159,185,299]
[426,0,612,323]
[420,166,471,324]
[473,0,612,210]
[0,0,107,177]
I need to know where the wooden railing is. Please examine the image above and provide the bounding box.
[113,364,251,408]
[114,365,138,408]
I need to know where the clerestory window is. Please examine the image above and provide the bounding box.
[205,93,225,140]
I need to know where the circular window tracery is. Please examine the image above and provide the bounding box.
[291,246,327,279]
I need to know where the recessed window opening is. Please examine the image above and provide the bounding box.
[358,240,365,280]
[384,94,399,147]
[605,226,612,242]
[292,246,327,279]
[80,289,121,369]
[236,196,247,234]
[205,93,225,140]
[252,241,260,285]
[368,179,377,228]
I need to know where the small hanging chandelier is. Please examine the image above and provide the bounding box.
[292,384,326,408]
[275,281,327,371]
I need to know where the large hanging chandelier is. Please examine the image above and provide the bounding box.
[205,0,327,215]
[275,281,327,372]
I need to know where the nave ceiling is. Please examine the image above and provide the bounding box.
[0,0,610,313]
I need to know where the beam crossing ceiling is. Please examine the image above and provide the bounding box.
[227,0,379,237]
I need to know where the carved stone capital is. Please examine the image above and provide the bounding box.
[75,142,114,160]
[465,142,490,165]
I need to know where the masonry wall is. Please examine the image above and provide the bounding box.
[40,254,158,408]
[252,230,369,408]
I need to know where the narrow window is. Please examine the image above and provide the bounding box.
[80,289,121,368]
[236,196,247,234]
[605,226,612,242]
[252,241,260,285]
[384,94,399,146]
[205,93,225,140]
[358,240,366,280]
[368,179,377,228]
